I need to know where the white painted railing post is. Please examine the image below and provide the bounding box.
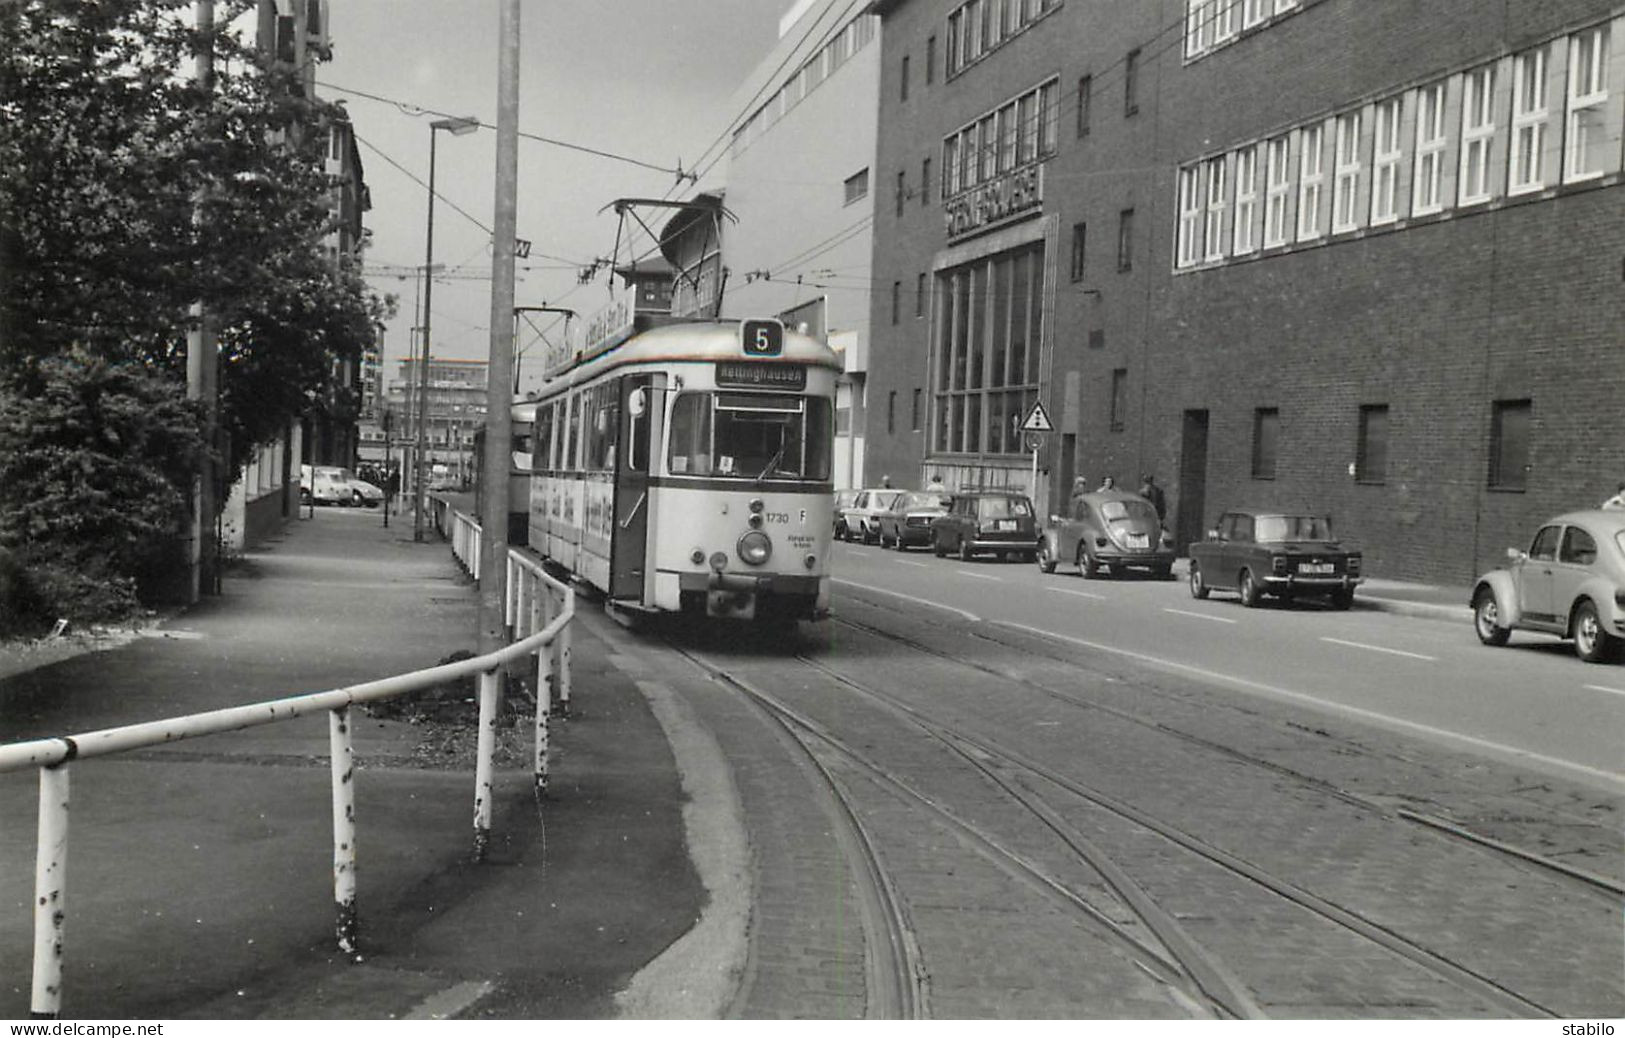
[533,638,551,802]
[558,588,574,716]
[471,668,500,861]
[31,763,70,1018]
[329,707,359,955]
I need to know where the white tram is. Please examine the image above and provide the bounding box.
[518,317,840,623]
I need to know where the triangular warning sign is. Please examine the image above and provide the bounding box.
[1020,401,1054,433]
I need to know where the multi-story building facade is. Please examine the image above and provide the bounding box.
[867,0,1624,583]
[660,0,881,489]
[372,356,489,486]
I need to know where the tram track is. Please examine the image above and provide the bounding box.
[669,642,1233,1019]
[832,612,1624,901]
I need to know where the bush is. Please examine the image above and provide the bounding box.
[0,548,49,638]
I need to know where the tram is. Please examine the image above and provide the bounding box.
[518,315,840,623]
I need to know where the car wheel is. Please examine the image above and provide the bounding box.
[863,524,878,545]
[1078,546,1099,578]
[933,536,946,558]
[958,537,972,562]
[1037,542,1057,573]
[1573,599,1620,663]
[1188,561,1210,599]
[1238,568,1262,607]
[1329,588,1354,610]
[1472,588,1510,646]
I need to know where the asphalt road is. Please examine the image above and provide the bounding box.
[829,540,1625,791]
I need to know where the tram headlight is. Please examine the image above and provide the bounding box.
[737,531,772,566]
[804,553,817,570]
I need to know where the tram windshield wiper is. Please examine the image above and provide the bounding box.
[756,445,787,482]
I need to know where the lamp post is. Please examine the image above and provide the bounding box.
[414,115,480,542]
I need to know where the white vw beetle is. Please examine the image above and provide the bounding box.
[1471,509,1625,663]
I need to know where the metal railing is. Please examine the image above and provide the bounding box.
[0,518,575,1019]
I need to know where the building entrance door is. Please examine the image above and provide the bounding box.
[1177,409,1209,552]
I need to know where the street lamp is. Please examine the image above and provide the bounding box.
[414,114,480,543]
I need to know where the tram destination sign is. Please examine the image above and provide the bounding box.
[715,362,806,390]
[945,163,1044,242]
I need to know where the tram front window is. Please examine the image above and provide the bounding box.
[668,392,832,480]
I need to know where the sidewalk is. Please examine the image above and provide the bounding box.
[0,510,700,1020]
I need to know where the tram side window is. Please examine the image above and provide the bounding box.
[536,404,554,472]
[668,393,713,475]
[565,394,581,472]
[584,382,619,471]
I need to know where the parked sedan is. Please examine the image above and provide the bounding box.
[875,491,952,550]
[1471,509,1625,663]
[930,491,1037,561]
[1038,490,1176,578]
[833,490,859,536]
[1187,510,1362,608]
[840,488,904,543]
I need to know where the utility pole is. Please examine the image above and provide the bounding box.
[478,0,519,661]
[186,0,219,603]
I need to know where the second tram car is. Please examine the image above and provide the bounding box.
[522,317,839,623]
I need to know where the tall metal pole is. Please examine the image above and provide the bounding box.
[186,0,218,603]
[477,0,520,665]
[413,133,439,543]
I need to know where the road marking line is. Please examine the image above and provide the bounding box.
[1583,684,1625,698]
[1162,608,1237,624]
[832,578,981,623]
[1320,637,1436,661]
[406,980,494,1020]
[995,620,1624,792]
[955,570,1002,581]
[1048,587,1108,601]
[894,559,929,568]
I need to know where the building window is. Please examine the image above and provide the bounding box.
[901,54,910,102]
[1297,121,1324,240]
[1243,0,1267,27]
[926,35,936,84]
[1117,208,1135,271]
[1185,0,1211,58]
[1233,144,1258,255]
[891,280,901,324]
[1252,407,1279,479]
[1412,82,1446,215]
[1371,97,1402,224]
[921,156,932,206]
[941,78,1060,199]
[1566,25,1610,183]
[1213,0,1239,42]
[843,168,869,205]
[1489,399,1531,490]
[1110,368,1128,432]
[896,169,907,216]
[1511,45,1549,195]
[1204,155,1228,261]
[1076,74,1092,137]
[1332,111,1361,232]
[1177,166,1203,268]
[1356,404,1388,483]
[1264,134,1292,247]
[912,388,922,431]
[930,243,1044,456]
[916,272,926,317]
[1069,221,1087,281]
[1459,66,1495,205]
[887,390,897,435]
[1124,49,1140,117]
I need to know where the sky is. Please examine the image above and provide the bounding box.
[318,0,785,391]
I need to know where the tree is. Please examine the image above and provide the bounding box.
[0,0,393,616]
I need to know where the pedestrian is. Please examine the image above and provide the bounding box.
[1603,482,1625,510]
[1097,475,1115,491]
[881,474,893,489]
[1139,473,1167,522]
[926,473,946,492]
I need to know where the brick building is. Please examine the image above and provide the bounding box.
[866,0,1624,583]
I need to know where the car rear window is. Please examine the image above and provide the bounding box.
[1256,515,1332,541]
[979,496,1032,519]
[1100,499,1158,523]
[905,493,950,510]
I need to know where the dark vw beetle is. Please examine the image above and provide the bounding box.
[1038,490,1176,578]
[1187,510,1362,608]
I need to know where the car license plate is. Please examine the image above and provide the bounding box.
[1125,532,1148,548]
[997,519,1017,531]
[1298,562,1334,574]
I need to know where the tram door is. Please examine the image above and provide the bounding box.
[610,374,656,599]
